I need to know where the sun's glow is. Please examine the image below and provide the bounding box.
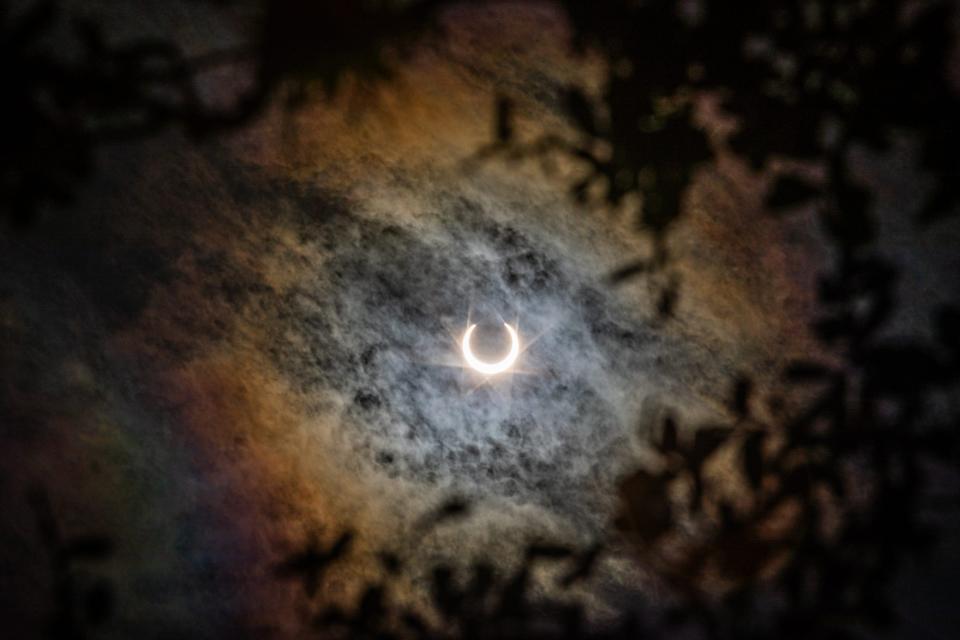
[461,322,520,375]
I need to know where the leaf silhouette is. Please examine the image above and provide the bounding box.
[785,361,834,383]
[83,581,114,627]
[731,376,752,418]
[525,543,574,561]
[659,415,678,453]
[917,182,960,226]
[275,531,353,597]
[495,95,514,143]
[617,469,673,542]
[419,497,471,531]
[607,259,650,284]
[563,87,598,137]
[559,544,602,587]
[62,535,113,561]
[657,284,678,318]
[742,431,765,490]
[691,426,732,465]
[766,175,821,212]
[936,305,960,352]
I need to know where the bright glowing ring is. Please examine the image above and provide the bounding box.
[461,322,519,375]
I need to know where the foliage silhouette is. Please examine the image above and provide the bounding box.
[1,0,450,225]
[275,531,354,598]
[3,0,960,638]
[27,487,115,640]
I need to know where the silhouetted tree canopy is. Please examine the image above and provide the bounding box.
[3,1,959,638]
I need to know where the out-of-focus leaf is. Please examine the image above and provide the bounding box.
[560,544,602,587]
[822,179,875,247]
[563,87,598,137]
[357,585,386,624]
[657,284,678,318]
[526,543,574,560]
[421,497,470,529]
[63,535,114,560]
[275,531,354,597]
[731,376,752,418]
[917,182,960,227]
[84,581,114,626]
[660,415,678,453]
[742,431,765,490]
[785,360,833,382]
[401,611,428,634]
[10,0,58,48]
[766,175,821,212]
[617,469,673,542]
[692,426,732,464]
[608,260,650,283]
[379,552,402,574]
[495,95,513,143]
[936,305,960,352]
[468,562,495,599]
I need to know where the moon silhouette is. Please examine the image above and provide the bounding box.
[461,322,520,375]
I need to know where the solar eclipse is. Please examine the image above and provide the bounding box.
[461,322,520,375]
